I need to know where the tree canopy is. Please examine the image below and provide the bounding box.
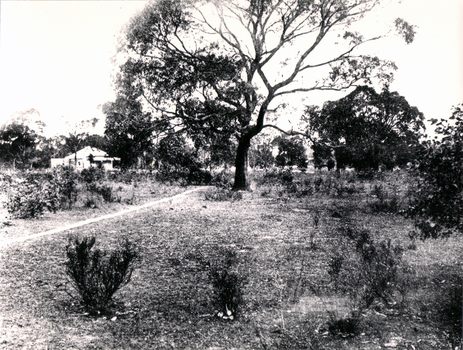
[109,0,415,188]
[103,96,155,168]
[305,85,425,171]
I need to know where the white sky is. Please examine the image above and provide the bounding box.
[0,0,462,137]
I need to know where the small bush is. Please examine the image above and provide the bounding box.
[259,168,293,185]
[332,226,407,311]
[95,184,113,202]
[81,167,106,187]
[64,236,138,316]
[434,270,462,348]
[210,170,234,188]
[207,248,245,320]
[357,238,405,308]
[53,166,79,209]
[84,197,98,208]
[369,184,401,213]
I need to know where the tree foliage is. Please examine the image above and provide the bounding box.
[0,122,38,168]
[103,96,155,168]
[274,136,308,169]
[110,0,415,188]
[409,104,463,237]
[306,86,425,171]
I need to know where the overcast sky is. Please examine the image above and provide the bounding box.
[0,0,462,137]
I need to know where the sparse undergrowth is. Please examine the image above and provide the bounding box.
[0,168,461,349]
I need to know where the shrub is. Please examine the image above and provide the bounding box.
[259,168,293,185]
[207,248,245,320]
[7,174,60,219]
[357,238,405,308]
[95,184,113,202]
[81,167,106,188]
[64,236,138,315]
[409,105,463,237]
[369,184,401,214]
[210,170,234,188]
[53,166,79,209]
[435,271,462,348]
[331,226,407,311]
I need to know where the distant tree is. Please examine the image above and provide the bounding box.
[84,134,110,153]
[103,96,154,168]
[305,86,425,171]
[110,0,415,189]
[59,118,99,166]
[0,122,37,168]
[311,142,335,170]
[249,139,275,169]
[409,104,463,237]
[274,136,308,169]
[155,134,199,170]
[0,108,48,168]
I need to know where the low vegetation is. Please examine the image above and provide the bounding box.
[0,167,461,349]
[64,236,139,316]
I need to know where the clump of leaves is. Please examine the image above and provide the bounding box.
[64,236,139,316]
[409,104,463,237]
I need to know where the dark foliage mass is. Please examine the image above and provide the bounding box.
[306,86,425,171]
[409,104,463,237]
[274,136,308,169]
[64,236,138,315]
[154,134,212,185]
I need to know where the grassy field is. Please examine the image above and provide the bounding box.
[0,170,461,349]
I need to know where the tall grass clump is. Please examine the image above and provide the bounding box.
[64,236,139,316]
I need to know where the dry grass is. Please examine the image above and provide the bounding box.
[0,171,461,349]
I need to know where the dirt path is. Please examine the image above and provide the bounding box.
[0,187,208,248]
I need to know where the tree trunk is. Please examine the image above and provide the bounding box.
[233,136,251,190]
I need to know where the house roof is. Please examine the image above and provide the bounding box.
[63,146,109,160]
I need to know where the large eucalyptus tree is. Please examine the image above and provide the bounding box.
[109,0,415,189]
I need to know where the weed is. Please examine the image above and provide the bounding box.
[64,236,139,315]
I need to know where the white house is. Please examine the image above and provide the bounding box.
[51,146,120,170]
